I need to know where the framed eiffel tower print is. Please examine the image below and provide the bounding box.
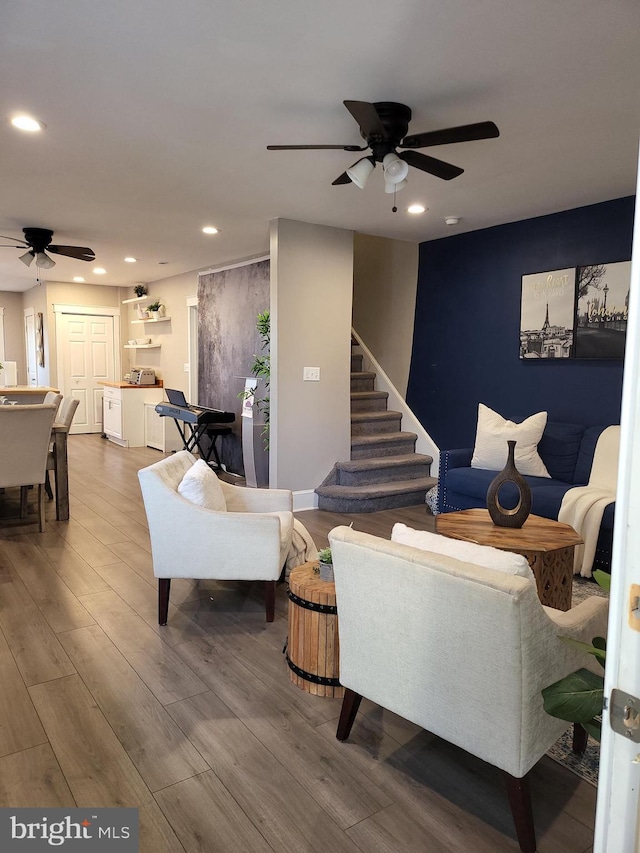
[519,268,576,359]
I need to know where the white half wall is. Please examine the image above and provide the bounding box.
[270,219,353,496]
[352,233,418,397]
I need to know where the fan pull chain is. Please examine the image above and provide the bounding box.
[392,186,398,213]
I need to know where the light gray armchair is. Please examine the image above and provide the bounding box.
[0,404,57,531]
[138,450,294,624]
[328,525,609,853]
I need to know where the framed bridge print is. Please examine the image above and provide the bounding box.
[574,261,631,359]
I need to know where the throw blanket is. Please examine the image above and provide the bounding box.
[558,425,619,577]
[285,518,319,576]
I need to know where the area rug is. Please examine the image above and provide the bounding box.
[548,727,600,787]
[546,576,607,787]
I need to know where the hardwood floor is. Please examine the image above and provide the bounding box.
[0,435,596,852]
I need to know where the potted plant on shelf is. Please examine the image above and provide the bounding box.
[146,300,165,320]
[133,284,147,298]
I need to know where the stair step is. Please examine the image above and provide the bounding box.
[350,353,363,372]
[351,431,417,459]
[316,476,437,513]
[351,410,402,435]
[350,390,389,413]
[350,371,376,392]
[335,453,433,486]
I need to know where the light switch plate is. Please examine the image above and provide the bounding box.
[303,367,320,381]
[183,363,190,372]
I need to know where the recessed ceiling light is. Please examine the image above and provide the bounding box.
[10,114,46,132]
[124,257,137,263]
[444,216,461,225]
[407,204,426,214]
[93,267,107,275]
[73,276,85,283]
[202,226,219,235]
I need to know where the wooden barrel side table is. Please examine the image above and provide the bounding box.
[287,562,343,698]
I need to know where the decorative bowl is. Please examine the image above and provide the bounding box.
[136,338,152,345]
[128,339,136,345]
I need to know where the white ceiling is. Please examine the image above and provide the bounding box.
[1,0,639,293]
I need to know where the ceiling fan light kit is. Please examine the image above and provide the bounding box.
[382,152,409,184]
[346,156,375,189]
[268,101,499,209]
[384,177,407,194]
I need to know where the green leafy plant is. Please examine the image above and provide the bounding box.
[147,300,163,312]
[541,569,611,740]
[133,284,147,297]
[240,310,270,448]
[318,547,332,565]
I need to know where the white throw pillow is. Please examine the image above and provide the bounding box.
[177,459,227,512]
[470,403,550,477]
[391,523,535,581]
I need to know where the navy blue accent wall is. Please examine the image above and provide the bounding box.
[407,197,635,449]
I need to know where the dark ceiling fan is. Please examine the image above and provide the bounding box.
[267,100,499,189]
[0,227,96,269]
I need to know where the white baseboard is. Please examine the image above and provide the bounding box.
[293,490,319,511]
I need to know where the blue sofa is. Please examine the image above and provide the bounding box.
[437,421,615,572]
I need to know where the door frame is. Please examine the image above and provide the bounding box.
[187,295,198,403]
[53,303,121,400]
[23,307,38,386]
[0,306,5,364]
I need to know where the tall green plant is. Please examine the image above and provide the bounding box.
[541,569,611,740]
[241,310,270,448]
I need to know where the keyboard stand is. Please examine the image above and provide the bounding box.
[171,420,231,469]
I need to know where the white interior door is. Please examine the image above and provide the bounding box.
[58,312,115,433]
[594,147,640,852]
[24,309,37,386]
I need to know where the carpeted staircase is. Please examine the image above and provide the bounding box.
[315,349,437,512]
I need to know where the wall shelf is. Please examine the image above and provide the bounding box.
[131,317,171,324]
[122,295,149,304]
[124,344,161,349]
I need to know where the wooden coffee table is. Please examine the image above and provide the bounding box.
[435,509,583,610]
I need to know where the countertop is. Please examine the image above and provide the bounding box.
[99,380,164,389]
[1,386,60,394]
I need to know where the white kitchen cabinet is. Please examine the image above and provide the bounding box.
[102,384,163,447]
[144,402,183,452]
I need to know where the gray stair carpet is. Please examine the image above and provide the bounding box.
[316,350,436,512]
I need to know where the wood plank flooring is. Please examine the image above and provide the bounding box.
[0,435,596,852]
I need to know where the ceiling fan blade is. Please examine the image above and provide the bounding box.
[343,101,386,139]
[0,234,27,245]
[332,171,352,185]
[401,121,500,149]
[398,150,464,181]
[49,244,96,262]
[267,144,366,151]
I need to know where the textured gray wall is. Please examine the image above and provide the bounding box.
[198,260,269,475]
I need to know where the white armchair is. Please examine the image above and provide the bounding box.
[138,450,294,624]
[328,525,609,853]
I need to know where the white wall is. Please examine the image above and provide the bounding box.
[270,219,353,500]
[122,272,198,393]
[352,233,418,396]
[0,291,28,383]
